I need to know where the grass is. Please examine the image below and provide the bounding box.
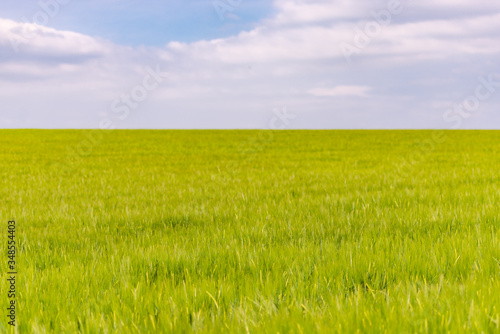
[1,130,500,333]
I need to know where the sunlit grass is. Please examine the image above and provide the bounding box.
[1,130,499,333]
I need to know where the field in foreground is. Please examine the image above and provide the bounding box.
[1,130,500,333]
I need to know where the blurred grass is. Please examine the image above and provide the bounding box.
[1,130,500,333]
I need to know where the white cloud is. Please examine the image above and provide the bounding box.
[0,18,110,60]
[308,86,372,97]
[1,0,500,128]
[271,0,373,25]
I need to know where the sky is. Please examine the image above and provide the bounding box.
[0,0,499,129]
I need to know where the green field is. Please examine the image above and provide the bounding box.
[1,130,500,333]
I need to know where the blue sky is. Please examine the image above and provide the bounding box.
[1,0,500,129]
[0,0,274,45]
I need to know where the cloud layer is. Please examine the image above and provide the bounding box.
[1,0,500,129]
